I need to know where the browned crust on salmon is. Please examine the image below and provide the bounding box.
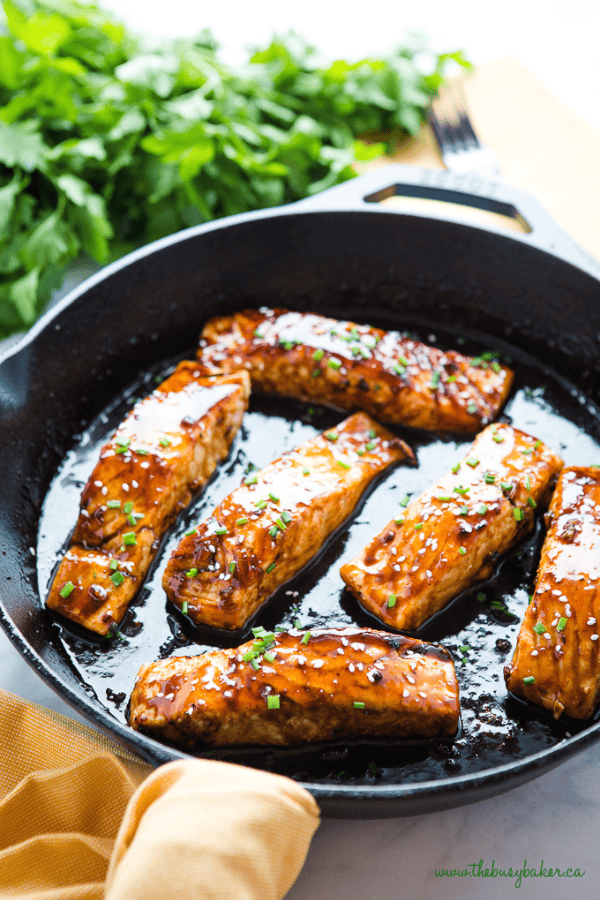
[129,627,460,747]
[195,308,513,433]
[505,467,600,719]
[46,365,250,635]
[340,423,563,631]
[163,412,414,630]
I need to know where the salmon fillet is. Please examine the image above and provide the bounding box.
[129,627,460,748]
[163,412,414,631]
[195,307,513,432]
[505,467,600,719]
[46,364,250,636]
[340,423,563,631]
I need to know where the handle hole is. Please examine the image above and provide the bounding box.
[364,184,531,235]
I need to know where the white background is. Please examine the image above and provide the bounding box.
[3,2,600,898]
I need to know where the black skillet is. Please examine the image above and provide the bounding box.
[2,165,600,819]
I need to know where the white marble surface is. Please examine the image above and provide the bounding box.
[2,4,600,897]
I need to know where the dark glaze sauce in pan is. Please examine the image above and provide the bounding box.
[37,319,600,786]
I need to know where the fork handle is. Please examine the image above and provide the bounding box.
[294,165,600,278]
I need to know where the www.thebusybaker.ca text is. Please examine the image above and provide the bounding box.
[435,859,585,889]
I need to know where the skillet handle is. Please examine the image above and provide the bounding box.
[293,165,600,278]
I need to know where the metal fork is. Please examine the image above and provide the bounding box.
[428,85,501,177]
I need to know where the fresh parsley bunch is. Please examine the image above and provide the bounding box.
[0,0,470,337]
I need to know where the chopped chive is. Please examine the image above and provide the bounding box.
[387,594,396,608]
[294,618,301,628]
[313,349,324,361]
[467,402,478,414]
[400,494,410,507]
[127,513,136,526]
[178,601,188,616]
[59,581,75,598]
[459,505,469,515]
[184,527,197,536]
[236,517,248,526]
[281,510,292,524]
[454,486,469,496]
[159,438,171,447]
[110,571,125,587]
[458,547,466,555]
[459,645,470,652]
[254,329,264,338]
[115,445,128,454]
[452,463,461,474]
[252,627,267,636]
[275,517,287,530]
[484,473,496,484]
[525,476,531,491]
[365,441,376,451]
[534,440,542,449]
[398,355,408,367]
[266,563,276,573]
[302,467,310,475]
[132,512,144,521]
[522,448,533,455]
[312,369,320,378]
[393,363,406,376]
[215,526,228,535]
[513,508,525,522]
[533,623,545,634]
[250,657,259,670]
[267,695,280,709]
[478,504,488,515]
[109,559,118,571]
[228,562,236,574]
[242,650,256,662]
[123,501,133,514]
[437,495,451,502]
[477,592,486,602]
[466,457,479,468]
[395,516,405,525]
[353,701,365,709]
[115,437,130,448]
[269,492,280,503]
[275,625,287,632]
[357,449,364,456]
[527,497,537,509]
[493,434,505,443]
[325,432,338,442]
[447,375,457,383]
[268,525,279,538]
[328,358,341,370]
[501,482,513,492]
[337,460,351,470]
[557,617,567,632]
[523,676,535,685]
[256,500,267,509]
[107,500,121,509]
[430,371,440,388]
[301,632,311,644]
[186,567,198,578]
[415,523,423,531]
[492,361,501,373]
[244,475,258,485]
[123,532,136,545]
[264,651,276,663]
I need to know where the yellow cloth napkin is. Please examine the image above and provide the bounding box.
[0,688,319,900]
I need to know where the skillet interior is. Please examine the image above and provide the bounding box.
[2,179,600,817]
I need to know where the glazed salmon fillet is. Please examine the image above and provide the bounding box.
[163,412,414,630]
[195,308,513,433]
[46,364,250,636]
[129,627,460,748]
[340,423,563,632]
[505,467,600,719]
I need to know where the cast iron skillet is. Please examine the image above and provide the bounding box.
[1,165,600,818]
